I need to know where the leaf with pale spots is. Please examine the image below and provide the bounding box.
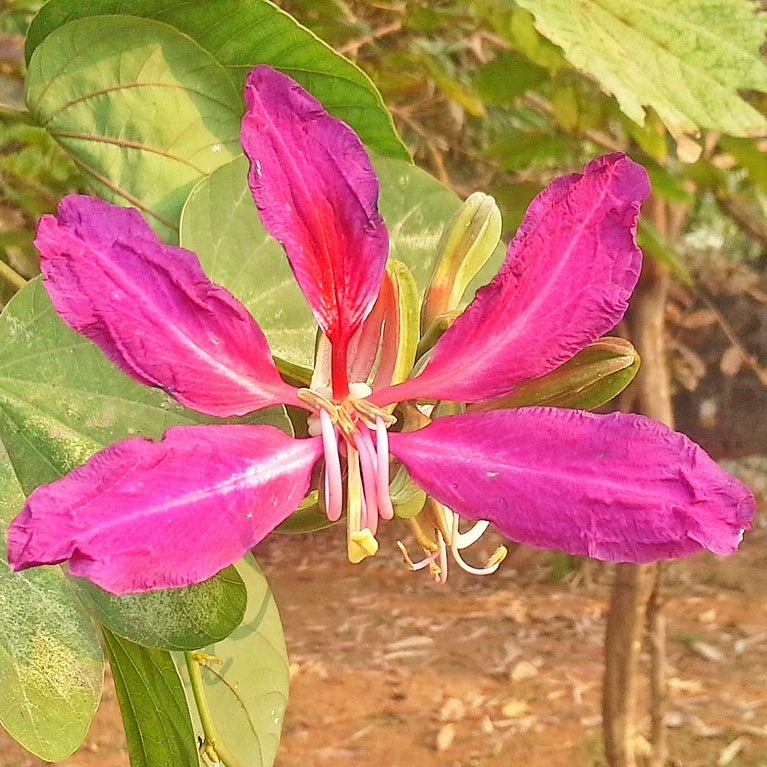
[175,555,289,767]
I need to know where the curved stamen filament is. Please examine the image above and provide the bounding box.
[375,417,394,520]
[449,513,507,576]
[319,408,343,522]
[454,519,490,548]
[354,427,380,534]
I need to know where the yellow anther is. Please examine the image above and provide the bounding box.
[352,397,397,428]
[297,387,337,414]
[486,545,508,569]
[348,528,379,563]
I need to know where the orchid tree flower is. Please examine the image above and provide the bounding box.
[7,66,754,595]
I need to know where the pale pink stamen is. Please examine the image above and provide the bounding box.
[375,416,394,520]
[434,533,448,585]
[410,551,439,571]
[354,427,379,533]
[319,408,343,522]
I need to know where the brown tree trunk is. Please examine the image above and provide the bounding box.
[603,195,679,767]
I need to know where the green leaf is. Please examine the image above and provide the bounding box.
[471,51,548,106]
[103,628,198,767]
[177,555,288,767]
[515,0,767,137]
[25,15,242,240]
[275,490,336,533]
[26,0,409,161]
[181,154,503,370]
[0,444,103,761]
[79,565,247,651]
[0,279,289,494]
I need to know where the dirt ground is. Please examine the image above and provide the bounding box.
[1,493,766,767]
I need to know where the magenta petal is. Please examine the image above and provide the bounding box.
[242,66,389,354]
[7,426,323,594]
[374,154,650,406]
[36,195,298,417]
[389,409,754,563]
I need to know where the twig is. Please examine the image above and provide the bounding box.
[338,20,402,56]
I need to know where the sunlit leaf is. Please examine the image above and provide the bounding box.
[25,15,242,240]
[516,0,767,137]
[26,0,409,161]
[103,628,197,767]
[0,444,103,761]
[79,565,247,651]
[176,555,288,767]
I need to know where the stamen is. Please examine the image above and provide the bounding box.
[354,428,379,534]
[346,446,379,563]
[396,540,438,572]
[375,417,394,520]
[346,444,362,538]
[319,408,342,522]
[425,498,453,546]
[448,513,508,576]
[297,387,336,414]
[453,519,490,548]
[407,516,439,552]
[352,397,396,427]
[432,532,448,585]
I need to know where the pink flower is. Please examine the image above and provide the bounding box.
[6,66,754,594]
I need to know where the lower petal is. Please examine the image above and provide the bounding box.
[389,409,754,563]
[7,425,323,594]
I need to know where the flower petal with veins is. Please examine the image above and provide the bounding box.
[36,195,298,417]
[242,66,389,393]
[7,425,323,594]
[389,408,754,562]
[374,154,649,406]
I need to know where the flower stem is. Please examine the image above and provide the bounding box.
[184,651,242,767]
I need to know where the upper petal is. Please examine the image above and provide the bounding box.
[242,66,389,352]
[374,154,650,406]
[36,195,299,416]
[7,425,323,594]
[389,409,754,563]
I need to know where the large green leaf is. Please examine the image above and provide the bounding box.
[0,445,103,761]
[180,154,504,370]
[0,279,289,493]
[25,15,242,240]
[79,565,247,651]
[25,0,409,161]
[176,555,288,767]
[516,0,767,137]
[103,628,198,767]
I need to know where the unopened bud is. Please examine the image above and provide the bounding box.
[421,192,502,332]
[470,337,640,412]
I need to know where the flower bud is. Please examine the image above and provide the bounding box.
[470,337,640,412]
[421,192,502,332]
